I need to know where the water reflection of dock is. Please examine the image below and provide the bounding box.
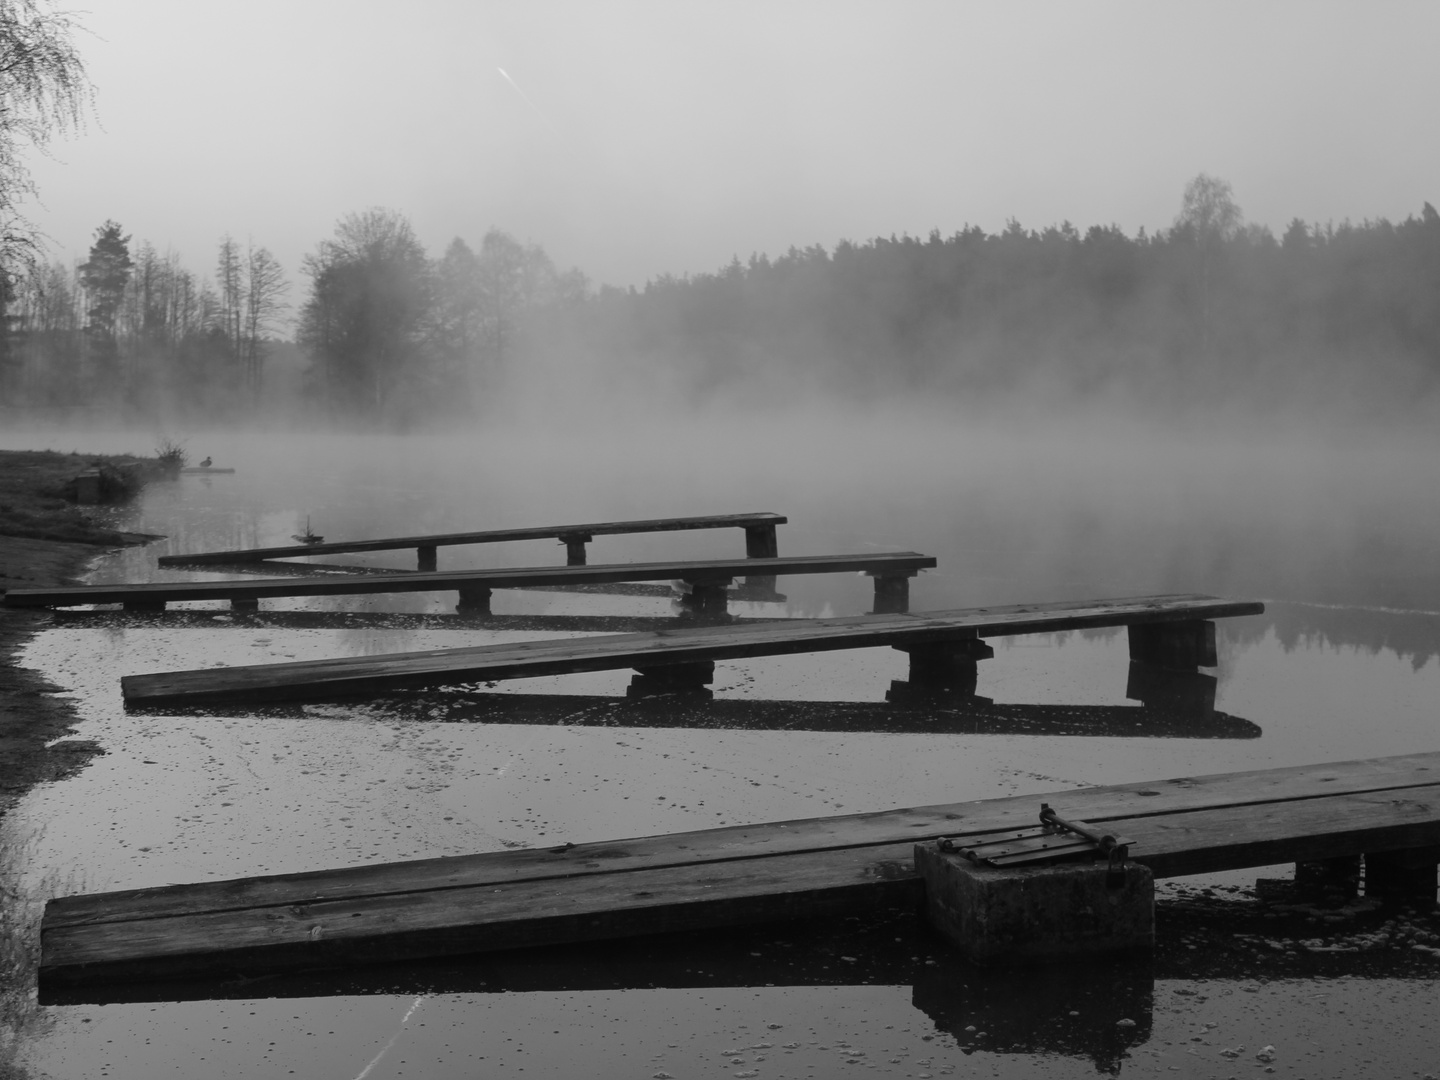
[46,905,1438,1073]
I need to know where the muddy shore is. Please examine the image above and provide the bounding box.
[0,450,164,817]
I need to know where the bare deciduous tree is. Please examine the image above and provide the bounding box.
[242,243,288,396]
[0,0,92,268]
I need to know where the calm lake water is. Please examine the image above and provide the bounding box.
[3,410,1439,1078]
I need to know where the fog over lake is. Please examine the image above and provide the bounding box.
[4,407,1439,1077]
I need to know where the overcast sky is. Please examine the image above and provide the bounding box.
[25,0,1440,294]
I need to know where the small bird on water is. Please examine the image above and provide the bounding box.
[199,456,212,468]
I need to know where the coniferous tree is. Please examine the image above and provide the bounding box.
[78,220,132,398]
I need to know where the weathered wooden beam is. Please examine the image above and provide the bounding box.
[38,754,1440,987]
[120,595,1263,708]
[43,751,1440,931]
[417,545,437,572]
[157,512,790,567]
[7,552,935,609]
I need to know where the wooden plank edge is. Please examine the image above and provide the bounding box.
[39,786,1440,988]
[40,849,918,987]
[156,514,791,565]
[44,766,1440,930]
[118,598,1264,707]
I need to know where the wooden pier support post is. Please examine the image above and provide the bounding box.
[915,841,1154,963]
[675,580,731,624]
[895,637,994,688]
[629,660,716,698]
[417,545,437,572]
[557,532,591,566]
[1127,620,1217,671]
[455,585,493,616]
[743,524,779,595]
[230,598,260,614]
[870,572,915,614]
[1365,846,1440,907]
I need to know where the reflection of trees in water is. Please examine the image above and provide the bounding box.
[1226,604,1440,670]
[0,821,58,1080]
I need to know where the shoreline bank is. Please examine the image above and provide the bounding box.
[0,450,165,817]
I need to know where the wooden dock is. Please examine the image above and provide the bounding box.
[39,751,1440,987]
[120,593,1262,708]
[4,550,930,615]
[157,511,788,570]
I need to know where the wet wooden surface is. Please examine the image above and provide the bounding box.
[4,550,926,609]
[156,512,788,565]
[120,594,1263,707]
[40,751,1440,986]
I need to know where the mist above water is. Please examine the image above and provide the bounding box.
[15,401,1436,614]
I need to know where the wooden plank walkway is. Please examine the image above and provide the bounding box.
[39,751,1440,987]
[4,551,930,614]
[157,511,788,569]
[120,594,1263,708]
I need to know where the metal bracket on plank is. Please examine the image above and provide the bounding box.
[938,803,1134,875]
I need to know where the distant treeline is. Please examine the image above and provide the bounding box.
[573,180,1440,410]
[5,177,1439,423]
[0,209,587,426]
[0,222,290,420]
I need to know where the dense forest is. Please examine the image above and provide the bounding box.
[573,177,1440,412]
[2,176,1439,424]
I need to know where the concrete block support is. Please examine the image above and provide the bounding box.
[916,841,1154,964]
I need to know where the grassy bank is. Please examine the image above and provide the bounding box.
[0,448,167,823]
